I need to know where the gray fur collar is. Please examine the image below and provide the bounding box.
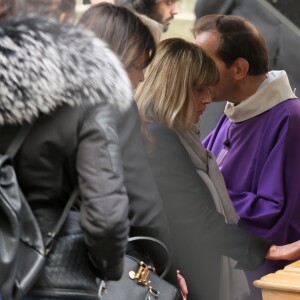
[0,15,133,125]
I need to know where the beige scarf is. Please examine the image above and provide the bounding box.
[177,124,250,300]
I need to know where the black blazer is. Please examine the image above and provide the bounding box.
[146,123,272,300]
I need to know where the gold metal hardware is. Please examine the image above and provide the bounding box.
[148,286,160,297]
[129,261,160,298]
[128,261,154,286]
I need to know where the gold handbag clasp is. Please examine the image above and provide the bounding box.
[129,261,160,298]
[129,261,154,286]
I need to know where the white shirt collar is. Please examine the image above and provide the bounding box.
[224,71,296,122]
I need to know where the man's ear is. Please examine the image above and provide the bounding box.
[233,58,249,80]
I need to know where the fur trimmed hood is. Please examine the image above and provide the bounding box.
[0,15,133,125]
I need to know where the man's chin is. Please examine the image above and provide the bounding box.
[162,18,174,32]
[162,25,169,32]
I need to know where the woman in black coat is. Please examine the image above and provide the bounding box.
[135,38,300,300]
[0,10,132,300]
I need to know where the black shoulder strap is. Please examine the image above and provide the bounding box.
[5,124,33,158]
[44,187,79,255]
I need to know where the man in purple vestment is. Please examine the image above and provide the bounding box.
[193,14,300,300]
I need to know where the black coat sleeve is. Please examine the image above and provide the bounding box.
[77,103,130,280]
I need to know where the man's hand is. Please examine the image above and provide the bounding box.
[266,241,300,260]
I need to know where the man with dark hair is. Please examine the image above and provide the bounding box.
[194,0,300,140]
[194,14,300,300]
[114,0,179,32]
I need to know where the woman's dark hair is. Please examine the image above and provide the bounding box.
[79,3,156,71]
[193,14,269,75]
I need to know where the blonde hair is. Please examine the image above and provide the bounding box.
[135,38,219,135]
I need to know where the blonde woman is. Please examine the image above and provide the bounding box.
[135,38,300,300]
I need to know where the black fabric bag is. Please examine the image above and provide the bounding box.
[100,236,180,300]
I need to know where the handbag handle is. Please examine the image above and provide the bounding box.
[128,236,171,279]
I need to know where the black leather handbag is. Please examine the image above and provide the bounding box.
[30,210,100,299]
[100,236,180,300]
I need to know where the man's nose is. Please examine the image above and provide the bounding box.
[171,2,179,15]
